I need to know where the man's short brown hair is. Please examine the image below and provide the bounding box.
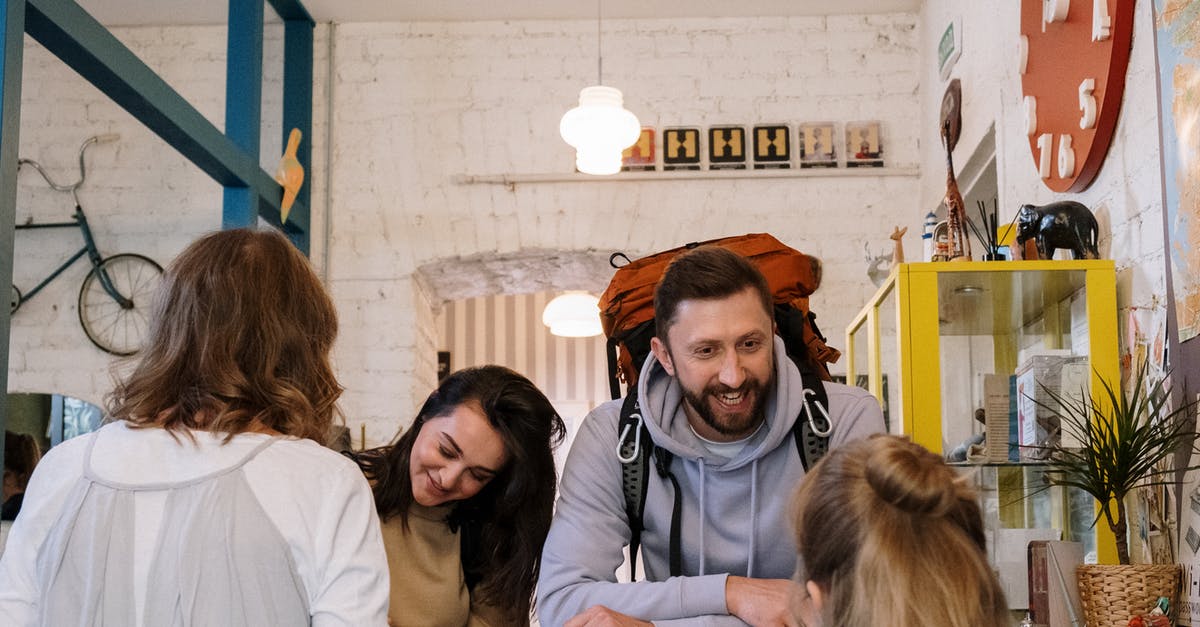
[652,246,772,343]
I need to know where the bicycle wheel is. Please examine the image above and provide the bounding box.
[10,284,20,314]
[78,253,163,355]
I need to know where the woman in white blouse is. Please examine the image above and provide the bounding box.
[0,227,390,626]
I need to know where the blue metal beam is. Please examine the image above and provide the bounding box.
[222,0,264,229]
[0,0,27,473]
[267,0,314,24]
[282,17,313,253]
[22,0,310,236]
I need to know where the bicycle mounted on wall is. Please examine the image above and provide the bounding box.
[10,135,162,356]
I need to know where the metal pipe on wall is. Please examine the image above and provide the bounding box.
[321,21,336,285]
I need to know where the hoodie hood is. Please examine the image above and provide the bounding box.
[637,335,809,470]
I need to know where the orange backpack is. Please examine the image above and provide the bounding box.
[598,233,840,398]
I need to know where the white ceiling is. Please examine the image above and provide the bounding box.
[76,0,922,27]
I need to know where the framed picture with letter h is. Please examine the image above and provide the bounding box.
[662,127,701,171]
[707,125,747,170]
[752,124,791,169]
[799,122,836,168]
[622,128,656,172]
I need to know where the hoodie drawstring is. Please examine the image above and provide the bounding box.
[698,460,707,575]
[747,458,759,577]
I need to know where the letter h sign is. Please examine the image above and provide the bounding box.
[708,126,746,170]
[753,125,791,169]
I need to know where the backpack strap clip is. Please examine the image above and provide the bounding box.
[616,412,644,463]
[794,370,832,471]
[801,386,833,437]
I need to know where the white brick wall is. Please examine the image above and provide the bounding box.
[11,23,332,407]
[11,14,923,445]
[12,26,230,407]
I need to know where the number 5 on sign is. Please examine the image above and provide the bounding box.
[1079,78,1097,129]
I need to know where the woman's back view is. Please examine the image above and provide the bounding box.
[0,228,388,626]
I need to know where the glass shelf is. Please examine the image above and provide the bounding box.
[957,464,1098,563]
[846,259,1119,563]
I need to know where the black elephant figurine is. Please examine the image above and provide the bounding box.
[1015,201,1100,260]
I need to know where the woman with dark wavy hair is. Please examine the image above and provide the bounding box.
[0,227,389,626]
[353,365,565,626]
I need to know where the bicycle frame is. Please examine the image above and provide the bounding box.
[13,134,132,311]
[14,204,132,309]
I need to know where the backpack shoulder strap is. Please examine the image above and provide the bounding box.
[617,390,651,581]
[617,387,684,580]
[606,336,623,400]
[652,445,681,577]
[793,369,832,471]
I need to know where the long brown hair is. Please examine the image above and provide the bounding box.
[354,365,565,624]
[793,434,1008,627]
[107,228,342,442]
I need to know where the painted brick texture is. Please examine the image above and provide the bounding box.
[11,15,924,445]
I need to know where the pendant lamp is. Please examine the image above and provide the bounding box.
[542,291,602,338]
[559,0,641,175]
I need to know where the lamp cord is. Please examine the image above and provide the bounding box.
[596,0,603,85]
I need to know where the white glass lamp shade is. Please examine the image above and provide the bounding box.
[542,292,602,338]
[559,86,641,175]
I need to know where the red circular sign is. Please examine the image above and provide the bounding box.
[1019,0,1134,192]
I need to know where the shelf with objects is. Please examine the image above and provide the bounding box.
[844,259,1119,565]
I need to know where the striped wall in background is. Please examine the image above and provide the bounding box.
[436,291,613,413]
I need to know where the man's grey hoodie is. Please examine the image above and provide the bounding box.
[537,336,886,626]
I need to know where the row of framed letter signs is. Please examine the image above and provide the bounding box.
[616,121,885,172]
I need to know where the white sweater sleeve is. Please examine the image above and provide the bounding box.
[0,436,89,626]
[308,463,390,627]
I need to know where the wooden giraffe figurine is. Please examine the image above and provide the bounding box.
[943,128,972,261]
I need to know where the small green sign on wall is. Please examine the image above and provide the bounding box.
[938,16,963,80]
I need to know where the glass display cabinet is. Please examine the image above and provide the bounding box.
[845,259,1119,564]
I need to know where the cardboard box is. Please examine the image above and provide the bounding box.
[984,373,1012,463]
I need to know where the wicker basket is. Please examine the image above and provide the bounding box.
[1076,564,1180,627]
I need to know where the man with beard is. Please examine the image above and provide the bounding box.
[537,246,885,627]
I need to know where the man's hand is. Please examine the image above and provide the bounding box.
[564,605,654,627]
[725,576,804,627]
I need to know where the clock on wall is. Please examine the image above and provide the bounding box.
[1019,0,1135,193]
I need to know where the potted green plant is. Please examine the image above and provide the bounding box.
[1032,359,1200,627]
